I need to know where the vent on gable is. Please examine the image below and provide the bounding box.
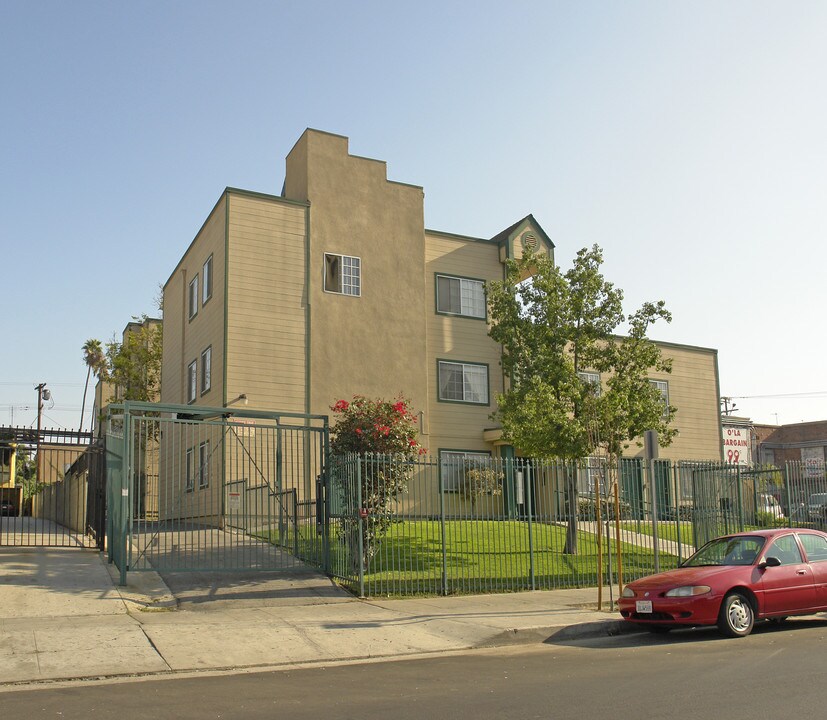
[521,231,538,251]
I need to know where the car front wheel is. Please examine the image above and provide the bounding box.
[718,592,754,637]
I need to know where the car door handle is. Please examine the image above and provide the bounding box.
[797,570,806,575]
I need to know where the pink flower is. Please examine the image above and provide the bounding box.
[332,399,350,412]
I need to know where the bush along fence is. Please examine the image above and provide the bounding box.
[314,453,827,598]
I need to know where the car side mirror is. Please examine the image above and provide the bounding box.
[759,556,782,568]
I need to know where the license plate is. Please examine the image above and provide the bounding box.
[636,600,653,613]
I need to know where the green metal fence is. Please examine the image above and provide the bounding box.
[106,402,328,585]
[321,453,827,598]
[102,403,827,597]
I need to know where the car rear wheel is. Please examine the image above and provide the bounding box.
[718,592,754,637]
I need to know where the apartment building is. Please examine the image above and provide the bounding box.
[161,129,723,478]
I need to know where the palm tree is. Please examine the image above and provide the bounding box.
[80,339,106,432]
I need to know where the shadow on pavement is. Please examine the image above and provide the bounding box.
[158,567,353,607]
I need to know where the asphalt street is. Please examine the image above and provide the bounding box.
[4,616,827,720]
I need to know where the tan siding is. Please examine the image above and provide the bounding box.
[652,345,721,461]
[226,193,307,414]
[425,232,505,453]
[162,196,226,407]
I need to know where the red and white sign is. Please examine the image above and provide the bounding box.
[723,426,751,465]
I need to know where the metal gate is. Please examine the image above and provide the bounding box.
[106,402,329,584]
[0,426,99,548]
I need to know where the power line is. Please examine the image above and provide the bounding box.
[730,392,827,400]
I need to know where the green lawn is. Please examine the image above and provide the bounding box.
[262,519,678,596]
[619,520,695,545]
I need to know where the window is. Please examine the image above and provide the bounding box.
[440,450,492,491]
[799,533,827,562]
[185,448,194,491]
[188,275,199,320]
[577,456,606,495]
[201,347,212,395]
[324,253,361,296]
[765,535,803,565]
[198,441,210,488]
[202,255,213,305]
[649,379,669,416]
[578,371,601,396]
[438,361,489,404]
[187,360,197,403]
[436,275,485,319]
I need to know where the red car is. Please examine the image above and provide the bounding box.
[618,528,827,637]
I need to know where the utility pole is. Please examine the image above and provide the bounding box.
[35,383,49,485]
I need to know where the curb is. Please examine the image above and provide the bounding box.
[477,619,641,648]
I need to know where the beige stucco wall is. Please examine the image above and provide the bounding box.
[284,129,430,423]
[424,230,505,457]
[225,191,308,413]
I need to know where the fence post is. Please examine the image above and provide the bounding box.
[356,455,365,598]
[322,420,330,574]
[735,464,744,532]
[783,463,792,528]
[525,460,535,591]
[118,409,132,587]
[438,456,448,596]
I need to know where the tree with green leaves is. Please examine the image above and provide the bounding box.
[487,246,675,554]
[80,338,107,432]
[101,317,163,404]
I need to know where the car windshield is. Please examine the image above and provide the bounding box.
[683,536,765,567]
[810,494,827,504]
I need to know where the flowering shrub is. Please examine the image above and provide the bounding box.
[330,396,425,572]
[330,396,425,457]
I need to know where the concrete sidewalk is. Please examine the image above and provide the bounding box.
[0,548,631,687]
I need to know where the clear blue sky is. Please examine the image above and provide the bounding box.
[2,1,825,430]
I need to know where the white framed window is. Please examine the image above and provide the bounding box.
[199,441,210,489]
[187,360,197,404]
[577,456,606,495]
[202,255,213,305]
[436,275,485,319]
[188,275,199,320]
[324,253,361,296]
[649,379,669,416]
[438,361,489,405]
[185,448,194,491]
[578,371,601,396]
[440,450,492,492]
[200,347,212,395]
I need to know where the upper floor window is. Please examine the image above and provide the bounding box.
[649,379,669,415]
[324,253,361,296]
[188,275,199,320]
[187,360,197,404]
[436,275,485,319]
[201,347,212,395]
[438,361,489,405]
[202,255,213,305]
[578,371,601,396]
